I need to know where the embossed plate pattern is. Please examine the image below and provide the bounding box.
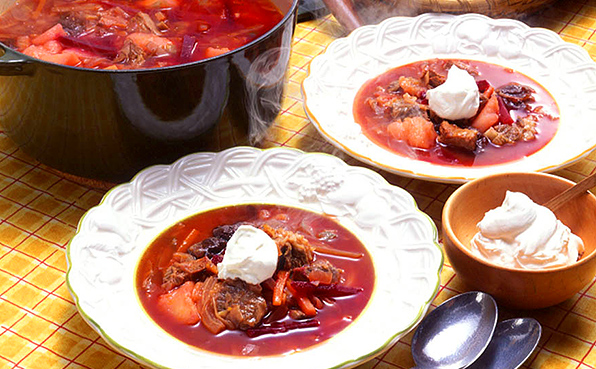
[66,147,442,369]
[302,13,596,183]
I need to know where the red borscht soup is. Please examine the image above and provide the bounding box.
[352,59,560,166]
[0,0,283,69]
[136,204,375,356]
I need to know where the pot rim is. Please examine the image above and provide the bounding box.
[0,0,299,74]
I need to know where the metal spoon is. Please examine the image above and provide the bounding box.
[467,318,542,369]
[411,291,498,369]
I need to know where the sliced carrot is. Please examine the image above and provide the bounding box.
[286,280,316,317]
[32,24,67,46]
[272,270,289,306]
[177,228,199,252]
[313,245,363,259]
[296,295,316,317]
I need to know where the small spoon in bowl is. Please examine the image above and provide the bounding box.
[411,291,498,369]
[543,172,596,212]
[467,318,542,369]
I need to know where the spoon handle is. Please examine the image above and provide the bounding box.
[543,172,596,212]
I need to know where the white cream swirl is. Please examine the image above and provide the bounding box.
[426,65,480,120]
[471,191,584,269]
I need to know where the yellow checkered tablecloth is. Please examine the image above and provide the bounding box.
[2,1,596,368]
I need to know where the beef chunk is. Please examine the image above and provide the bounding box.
[161,256,217,291]
[214,279,267,330]
[161,264,188,292]
[496,83,535,110]
[396,76,427,98]
[213,223,241,241]
[98,7,129,28]
[188,237,225,258]
[114,38,146,66]
[171,252,195,263]
[438,121,479,151]
[390,93,428,121]
[262,224,314,270]
[187,223,241,259]
[197,277,267,333]
[128,12,161,34]
[59,13,87,36]
[386,77,426,98]
[427,69,447,88]
[293,259,343,284]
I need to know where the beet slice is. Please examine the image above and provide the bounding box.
[497,95,514,124]
[245,319,320,337]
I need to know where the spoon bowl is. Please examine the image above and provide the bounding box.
[468,318,542,369]
[411,291,498,369]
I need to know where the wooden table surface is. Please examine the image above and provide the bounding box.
[1,1,596,368]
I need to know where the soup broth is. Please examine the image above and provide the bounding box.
[353,59,560,166]
[0,0,284,69]
[136,204,375,356]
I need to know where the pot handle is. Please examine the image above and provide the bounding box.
[321,0,363,33]
[0,44,34,76]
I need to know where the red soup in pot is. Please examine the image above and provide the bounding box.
[0,0,284,69]
[136,204,375,356]
[353,58,560,166]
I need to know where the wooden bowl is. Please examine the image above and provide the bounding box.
[442,172,596,310]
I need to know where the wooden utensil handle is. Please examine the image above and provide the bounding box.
[321,0,363,32]
[543,172,596,212]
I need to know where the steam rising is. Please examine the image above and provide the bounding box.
[245,46,290,145]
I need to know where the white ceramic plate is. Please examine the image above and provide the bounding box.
[302,13,596,183]
[66,147,442,369]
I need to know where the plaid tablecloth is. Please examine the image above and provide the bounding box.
[1,1,596,368]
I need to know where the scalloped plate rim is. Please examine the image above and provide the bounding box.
[302,13,596,183]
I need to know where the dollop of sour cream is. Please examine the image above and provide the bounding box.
[471,191,585,269]
[426,65,480,120]
[218,225,278,284]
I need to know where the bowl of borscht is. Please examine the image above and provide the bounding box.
[66,147,443,368]
[302,13,596,183]
[0,0,298,183]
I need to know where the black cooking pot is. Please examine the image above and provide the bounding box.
[0,0,299,183]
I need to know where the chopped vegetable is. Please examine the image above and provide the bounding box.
[387,116,438,149]
[156,281,200,325]
[287,280,317,317]
[313,245,363,259]
[246,319,320,338]
[471,93,499,133]
[291,281,363,297]
[180,229,200,250]
[272,270,289,306]
[497,95,514,124]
